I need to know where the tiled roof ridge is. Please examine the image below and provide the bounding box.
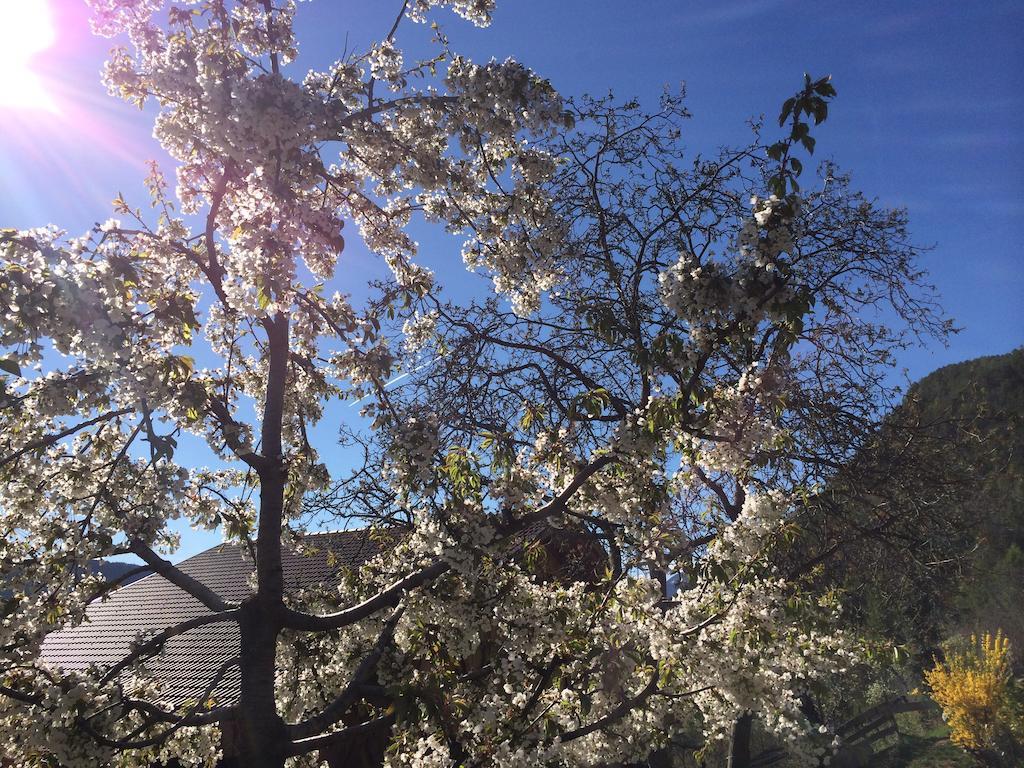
[118,526,389,594]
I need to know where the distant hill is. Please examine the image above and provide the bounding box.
[912,349,1024,655]
[794,348,1024,662]
[89,560,150,586]
[1,560,148,601]
[911,348,1024,469]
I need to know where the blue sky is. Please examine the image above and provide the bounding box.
[1,0,1021,558]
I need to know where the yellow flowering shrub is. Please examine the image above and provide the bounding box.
[925,631,1020,752]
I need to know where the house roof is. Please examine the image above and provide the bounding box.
[39,530,386,707]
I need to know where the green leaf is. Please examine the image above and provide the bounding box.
[257,287,271,310]
[520,407,535,430]
[812,100,828,125]
[778,97,796,127]
[0,358,21,377]
[812,76,836,98]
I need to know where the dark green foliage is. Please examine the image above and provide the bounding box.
[769,73,836,196]
[914,350,1024,661]
[790,348,1024,665]
[772,350,1023,766]
[879,710,983,767]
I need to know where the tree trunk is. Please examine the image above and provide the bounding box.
[727,713,754,768]
[237,599,288,768]
[235,313,291,768]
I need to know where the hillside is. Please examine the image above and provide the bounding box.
[793,348,1024,662]
[89,559,150,586]
[911,349,1024,652]
[779,350,1024,767]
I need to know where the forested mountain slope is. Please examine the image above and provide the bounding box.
[792,348,1024,663]
[912,349,1024,656]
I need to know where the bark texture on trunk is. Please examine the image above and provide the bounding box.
[255,315,289,600]
[322,721,392,768]
[237,599,287,768]
[236,314,291,768]
[727,712,754,768]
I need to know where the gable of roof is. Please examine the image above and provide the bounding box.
[39,530,385,707]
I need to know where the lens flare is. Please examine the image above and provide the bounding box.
[0,1,58,112]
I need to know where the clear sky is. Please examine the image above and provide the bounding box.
[1,0,1021,558]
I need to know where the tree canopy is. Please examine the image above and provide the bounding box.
[0,2,954,767]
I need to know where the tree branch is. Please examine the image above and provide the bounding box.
[128,539,234,612]
[83,656,239,750]
[288,607,404,738]
[286,713,395,756]
[0,409,132,469]
[283,562,447,632]
[284,455,617,631]
[512,454,618,529]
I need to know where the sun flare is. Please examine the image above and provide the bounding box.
[0,1,58,112]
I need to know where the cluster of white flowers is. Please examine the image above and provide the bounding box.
[406,0,496,27]
[231,0,299,64]
[0,664,222,767]
[400,311,438,353]
[659,195,802,354]
[330,344,395,387]
[89,0,570,328]
[440,56,568,315]
[356,488,860,768]
[369,40,404,82]
[742,194,798,266]
[642,492,860,766]
[385,412,440,492]
[487,464,545,517]
[658,251,732,332]
[683,363,786,475]
[708,491,786,559]
[88,0,163,37]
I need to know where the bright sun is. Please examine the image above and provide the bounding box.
[0,1,58,112]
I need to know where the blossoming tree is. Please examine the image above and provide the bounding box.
[0,1,948,767]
